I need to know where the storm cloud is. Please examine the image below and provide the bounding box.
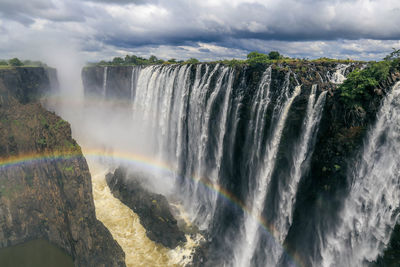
[0,0,399,61]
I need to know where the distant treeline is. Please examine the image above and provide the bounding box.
[0,58,48,67]
[90,51,359,68]
[94,54,199,66]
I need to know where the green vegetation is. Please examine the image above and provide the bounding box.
[90,50,368,69]
[39,115,49,128]
[246,51,271,65]
[184,58,200,64]
[62,165,74,173]
[37,138,47,146]
[311,57,357,64]
[9,58,23,66]
[21,60,47,67]
[51,119,68,130]
[96,54,167,66]
[91,50,289,67]
[338,59,396,107]
[0,58,48,68]
[268,51,281,60]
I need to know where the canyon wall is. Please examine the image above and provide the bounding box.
[0,67,126,267]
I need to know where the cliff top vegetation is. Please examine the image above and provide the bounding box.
[87,51,361,68]
[338,48,400,108]
[0,58,48,69]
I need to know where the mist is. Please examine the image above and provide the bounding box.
[43,49,177,198]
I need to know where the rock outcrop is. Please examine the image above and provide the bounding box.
[0,67,126,267]
[106,167,186,249]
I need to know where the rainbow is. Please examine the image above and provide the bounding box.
[0,148,304,267]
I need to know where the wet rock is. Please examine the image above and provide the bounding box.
[106,167,186,249]
[0,68,125,267]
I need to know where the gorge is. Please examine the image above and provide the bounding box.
[0,59,399,267]
[79,61,399,266]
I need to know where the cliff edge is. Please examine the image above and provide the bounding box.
[0,67,126,266]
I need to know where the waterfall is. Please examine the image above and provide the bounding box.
[275,86,327,243]
[130,66,140,101]
[193,67,235,229]
[129,64,237,228]
[234,83,302,267]
[83,63,399,267]
[263,85,328,265]
[329,64,349,84]
[320,82,400,266]
[102,66,108,97]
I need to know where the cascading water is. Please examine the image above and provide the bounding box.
[319,82,400,267]
[329,64,349,84]
[130,64,237,229]
[234,81,302,267]
[261,85,328,266]
[274,85,327,244]
[103,66,108,97]
[130,66,140,101]
[79,62,399,267]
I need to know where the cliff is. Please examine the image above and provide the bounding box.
[0,67,126,266]
[82,62,400,266]
[0,67,58,104]
[106,167,186,249]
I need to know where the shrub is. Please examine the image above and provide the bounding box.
[185,58,200,64]
[339,60,391,107]
[246,51,270,66]
[268,51,281,60]
[9,58,23,66]
[149,55,158,63]
[112,57,124,65]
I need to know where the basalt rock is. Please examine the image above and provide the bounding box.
[0,67,125,267]
[83,62,399,266]
[106,167,186,249]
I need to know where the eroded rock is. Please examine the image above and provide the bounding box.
[106,167,186,249]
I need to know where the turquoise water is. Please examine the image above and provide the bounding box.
[0,239,74,267]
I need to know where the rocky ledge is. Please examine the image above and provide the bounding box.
[0,67,125,266]
[106,167,186,249]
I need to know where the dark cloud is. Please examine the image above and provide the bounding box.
[0,0,87,24]
[83,0,158,4]
[0,0,399,61]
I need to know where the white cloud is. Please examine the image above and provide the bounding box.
[0,0,399,62]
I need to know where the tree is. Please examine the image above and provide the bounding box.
[0,60,7,65]
[185,58,199,64]
[149,55,158,63]
[246,51,269,65]
[112,57,124,65]
[247,51,267,60]
[167,58,177,63]
[9,58,23,66]
[268,51,281,60]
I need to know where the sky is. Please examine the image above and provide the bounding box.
[1,0,400,62]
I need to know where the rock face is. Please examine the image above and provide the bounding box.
[106,167,186,249]
[0,67,58,104]
[0,67,126,267]
[83,62,400,266]
[82,66,135,100]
